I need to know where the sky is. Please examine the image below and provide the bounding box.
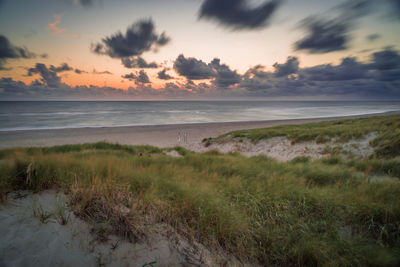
[0,0,400,100]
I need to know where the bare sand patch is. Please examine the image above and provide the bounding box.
[192,133,377,161]
[0,190,242,267]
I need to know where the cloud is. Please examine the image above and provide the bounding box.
[388,0,400,19]
[370,47,400,70]
[0,35,38,70]
[199,0,282,30]
[366,33,381,41]
[92,18,170,59]
[173,55,241,87]
[75,0,92,7]
[273,56,299,77]
[122,70,151,84]
[136,70,150,84]
[49,63,73,73]
[238,48,400,97]
[92,69,112,75]
[121,57,158,68]
[209,58,241,87]
[157,69,174,80]
[3,48,400,100]
[369,47,400,81]
[74,69,88,74]
[294,0,373,54]
[173,54,215,80]
[26,62,90,87]
[302,57,368,81]
[295,17,349,53]
[27,63,63,88]
[47,14,66,35]
[121,73,136,80]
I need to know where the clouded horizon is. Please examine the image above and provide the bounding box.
[1,0,400,100]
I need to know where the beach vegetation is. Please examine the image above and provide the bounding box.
[32,201,52,224]
[206,114,400,158]
[0,140,399,265]
[54,197,70,225]
[1,115,400,265]
[164,146,192,156]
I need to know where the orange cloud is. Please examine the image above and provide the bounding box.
[47,14,66,35]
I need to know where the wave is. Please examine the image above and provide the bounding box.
[0,109,398,132]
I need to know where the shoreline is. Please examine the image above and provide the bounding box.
[1,111,399,149]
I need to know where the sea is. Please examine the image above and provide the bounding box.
[0,101,399,131]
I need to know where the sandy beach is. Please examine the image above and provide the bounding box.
[0,112,397,150]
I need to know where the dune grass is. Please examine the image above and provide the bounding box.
[205,114,400,158]
[1,141,400,266]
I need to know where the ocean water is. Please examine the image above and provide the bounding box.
[0,101,399,131]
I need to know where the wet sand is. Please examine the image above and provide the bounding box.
[0,112,398,149]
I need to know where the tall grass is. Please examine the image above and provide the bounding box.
[0,143,399,265]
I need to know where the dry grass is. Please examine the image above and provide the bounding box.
[1,121,400,265]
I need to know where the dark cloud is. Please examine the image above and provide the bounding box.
[121,57,158,68]
[173,54,215,80]
[302,57,368,81]
[27,63,62,88]
[122,70,151,84]
[369,48,400,81]
[388,0,400,19]
[367,33,381,41]
[92,69,112,75]
[338,0,373,19]
[173,55,256,88]
[173,55,244,87]
[239,48,400,97]
[209,58,241,87]
[370,48,400,70]
[199,0,282,30]
[49,63,73,73]
[158,69,174,80]
[136,70,150,84]
[121,73,136,80]
[273,56,299,77]
[25,62,88,87]
[78,0,93,7]
[295,17,349,53]
[240,65,273,92]
[0,35,37,70]
[295,0,373,54]
[75,69,88,74]
[92,19,170,59]
[3,48,400,99]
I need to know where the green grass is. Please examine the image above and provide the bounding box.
[206,114,400,158]
[1,141,400,266]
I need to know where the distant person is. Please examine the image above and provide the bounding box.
[177,131,181,143]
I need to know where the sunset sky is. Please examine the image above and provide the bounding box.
[1,0,400,100]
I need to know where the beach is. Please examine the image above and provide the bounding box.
[0,112,397,150]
